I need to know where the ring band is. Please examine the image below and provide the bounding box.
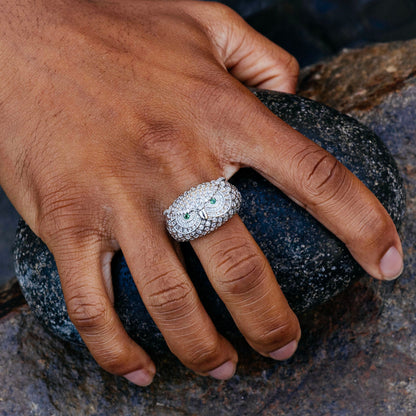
[164,177,242,242]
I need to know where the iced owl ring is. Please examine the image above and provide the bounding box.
[164,177,242,242]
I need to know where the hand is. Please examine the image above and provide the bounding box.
[0,0,403,385]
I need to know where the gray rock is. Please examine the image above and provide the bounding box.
[14,89,405,351]
[2,38,416,415]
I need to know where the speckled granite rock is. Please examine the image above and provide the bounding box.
[13,90,405,350]
[2,39,416,415]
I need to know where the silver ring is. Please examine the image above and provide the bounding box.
[164,177,242,242]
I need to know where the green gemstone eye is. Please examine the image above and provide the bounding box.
[209,198,216,205]
[183,213,190,220]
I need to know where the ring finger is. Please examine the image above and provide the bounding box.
[153,172,300,361]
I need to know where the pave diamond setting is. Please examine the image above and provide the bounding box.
[164,177,242,242]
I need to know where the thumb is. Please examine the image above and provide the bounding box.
[200,3,299,93]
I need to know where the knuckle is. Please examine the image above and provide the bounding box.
[64,286,135,376]
[143,268,194,318]
[283,53,300,78]
[96,348,131,375]
[251,312,298,349]
[35,183,110,248]
[181,74,240,128]
[348,204,391,249]
[66,291,109,331]
[137,122,202,178]
[139,122,188,161]
[196,78,232,109]
[34,184,78,239]
[184,338,222,370]
[87,338,138,376]
[36,185,91,238]
[211,238,267,294]
[296,147,347,202]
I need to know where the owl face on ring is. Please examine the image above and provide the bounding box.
[164,178,240,242]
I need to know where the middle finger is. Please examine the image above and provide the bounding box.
[191,215,301,359]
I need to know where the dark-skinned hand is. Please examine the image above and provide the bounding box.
[0,0,403,385]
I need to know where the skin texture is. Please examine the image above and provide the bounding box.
[0,0,403,385]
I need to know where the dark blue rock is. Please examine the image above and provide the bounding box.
[14,90,405,352]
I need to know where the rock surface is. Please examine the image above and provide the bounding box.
[0,187,19,286]
[14,90,405,350]
[2,39,416,414]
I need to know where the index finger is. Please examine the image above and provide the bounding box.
[225,92,403,281]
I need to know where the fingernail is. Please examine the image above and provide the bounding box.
[124,368,155,386]
[208,360,236,380]
[269,340,298,361]
[380,246,403,280]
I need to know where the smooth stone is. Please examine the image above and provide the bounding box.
[14,89,405,351]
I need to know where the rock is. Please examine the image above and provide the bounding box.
[0,277,25,319]
[14,89,405,351]
[3,38,416,415]
[2,277,400,416]
[298,40,416,114]
[0,187,19,286]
